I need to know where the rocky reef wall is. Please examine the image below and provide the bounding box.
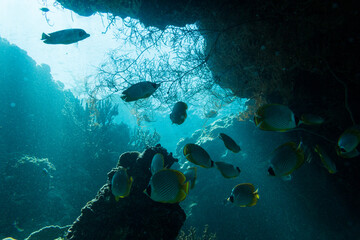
[54,0,360,132]
[66,145,185,240]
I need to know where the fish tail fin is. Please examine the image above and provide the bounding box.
[254,189,260,199]
[247,196,259,207]
[182,181,190,195]
[41,33,49,40]
[190,180,196,189]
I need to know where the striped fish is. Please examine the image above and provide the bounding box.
[215,161,241,178]
[254,104,297,132]
[219,133,241,153]
[228,183,259,207]
[144,169,189,203]
[337,125,360,158]
[268,142,305,178]
[314,145,337,174]
[184,167,197,189]
[111,167,133,201]
[151,153,164,175]
[183,143,214,168]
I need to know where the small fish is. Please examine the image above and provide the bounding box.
[215,161,241,178]
[205,110,218,118]
[184,167,197,189]
[314,145,337,174]
[268,142,305,179]
[40,7,50,12]
[170,101,188,125]
[111,167,133,201]
[2,238,17,240]
[41,29,90,45]
[121,81,160,102]
[219,133,241,153]
[254,104,297,132]
[337,126,360,158]
[144,169,189,203]
[299,113,325,125]
[183,143,214,168]
[227,183,259,207]
[151,153,164,175]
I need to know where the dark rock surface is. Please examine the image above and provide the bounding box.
[54,0,360,132]
[66,145,185,240]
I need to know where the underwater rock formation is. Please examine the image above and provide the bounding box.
[54,0,360,134]
[0,155,59,239]
[55,0,211,29]
[66,145,185,240]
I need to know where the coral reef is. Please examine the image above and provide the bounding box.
[0,36,131,238]
[129,127,161,151]
[177,225,216,240]
[0,155,62,239]
[66,144,185,240]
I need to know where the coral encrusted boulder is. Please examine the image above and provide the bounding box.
[66,144,186,240]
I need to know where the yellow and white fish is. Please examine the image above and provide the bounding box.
[170,101,188,125]
[144,169,189,203]
[268,142,305,180]
[183,143,214,168]
[254,104,297,132]
[121,81,160,102]
[215,161,241,178]
[111,167,133,201]
[151,153,164,175]
[219,133,241,153]
[227,183,259,207]
[184,167,197,189]
[314,145,337,174]
[337,126,360,158]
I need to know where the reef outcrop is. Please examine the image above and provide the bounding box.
[66,145,185,240]
[0,155,60,239]
[54,0,360,134]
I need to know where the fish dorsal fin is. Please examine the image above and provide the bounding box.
[182,181,190,195]
[172,169,186,184]
[175,187,188,202]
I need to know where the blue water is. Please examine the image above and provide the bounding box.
[1,3,359,239]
